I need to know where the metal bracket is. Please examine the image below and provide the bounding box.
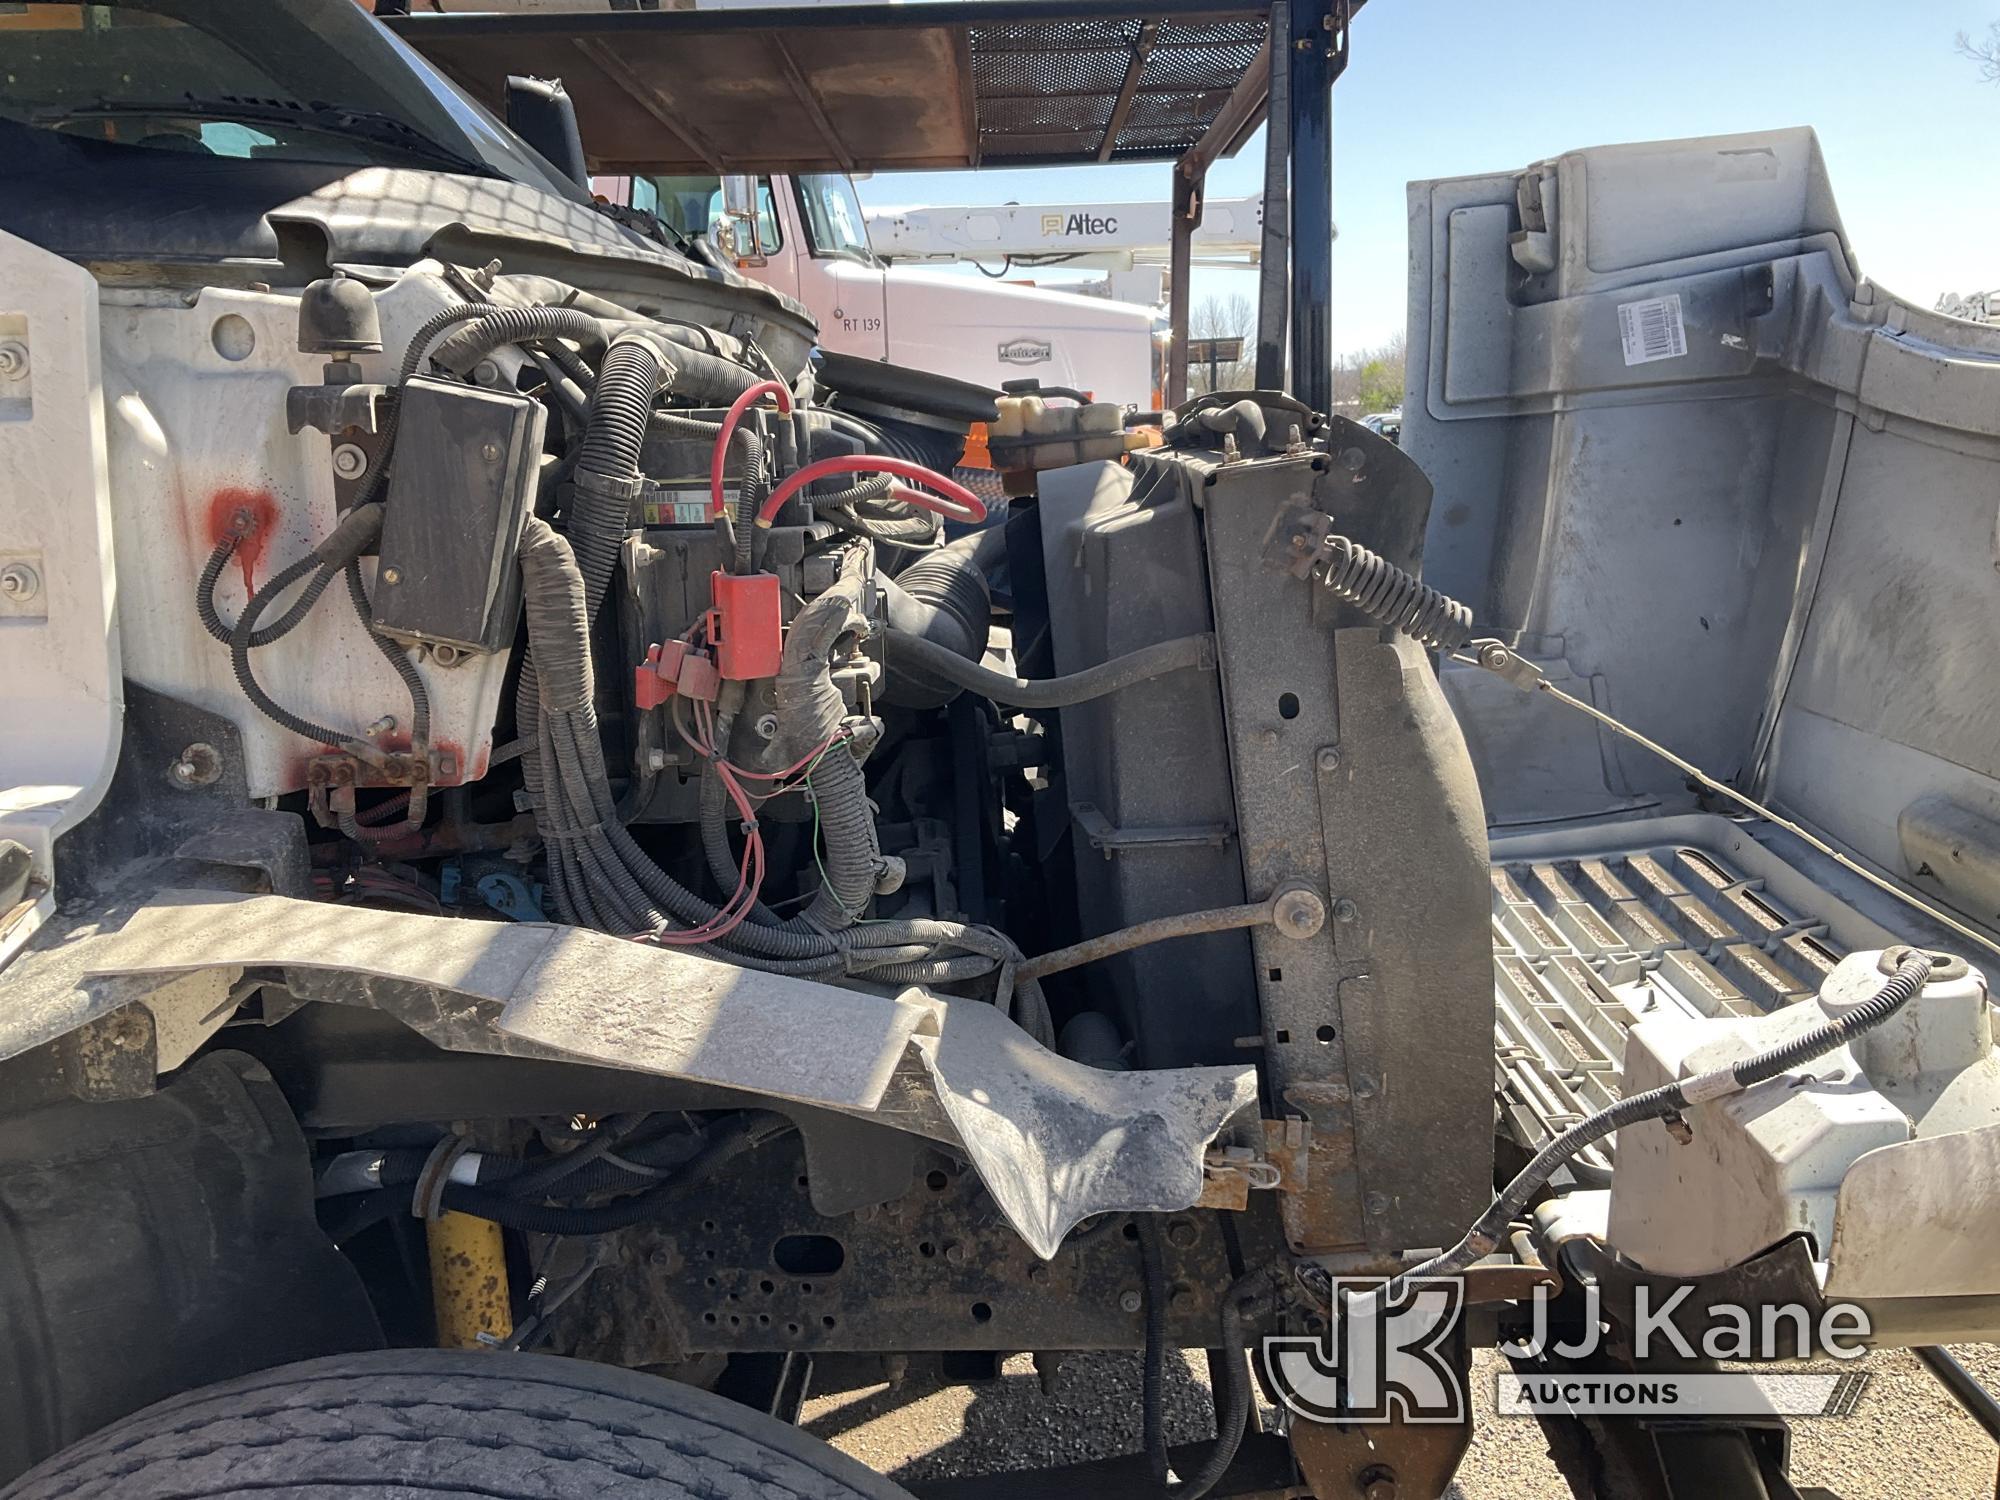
[1070,801,1234,859]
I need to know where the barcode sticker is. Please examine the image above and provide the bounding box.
[1617,294,1687,365]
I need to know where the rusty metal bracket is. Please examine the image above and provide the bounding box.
[1070,800,1234,858]
[1197,1122,1304,1211]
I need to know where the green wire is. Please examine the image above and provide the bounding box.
[802,737,889,924]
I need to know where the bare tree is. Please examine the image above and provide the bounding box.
[1331,331,1406,415]
[1956,22,2000,82]
[1187,293,1256,395]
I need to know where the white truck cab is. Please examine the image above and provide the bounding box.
[597,170,1161,405]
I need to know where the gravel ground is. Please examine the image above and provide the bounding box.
[804,1344,2000,1496]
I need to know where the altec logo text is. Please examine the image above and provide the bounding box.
[1039,212,1121,237]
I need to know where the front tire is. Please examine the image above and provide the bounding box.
[2,1349,914,1500]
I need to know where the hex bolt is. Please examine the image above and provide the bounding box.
[0,341,28,381]
[0,561,41,603]
[1316,745,1342,772]
[168,742,221,790]
[1331,897,1360,923]
[755,714,780,740]
[1364,1191,1391,1217]
[1358,1465,1399,1500]
[330,443,368,480]
[1166,1219,1199,1249]
[472,358,502,387]
[1119,1289,1143,1314]
[366,715,398,738]
[1272,884,1328,941]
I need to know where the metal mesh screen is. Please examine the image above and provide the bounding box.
[970,11,1269,162]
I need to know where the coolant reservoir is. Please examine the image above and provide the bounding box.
[1604,948,2000,1338]
[990,392,1135,493]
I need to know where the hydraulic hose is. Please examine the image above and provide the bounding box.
[1351,950,1940,1308]
[883,630,1216,710]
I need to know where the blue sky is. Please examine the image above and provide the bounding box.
[856,0,2000,356]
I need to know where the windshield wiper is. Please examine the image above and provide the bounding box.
[32,95,499,178]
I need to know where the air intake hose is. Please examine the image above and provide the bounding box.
[876,526,1005,707]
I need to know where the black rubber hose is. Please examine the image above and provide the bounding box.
[489,1111,648,1197]
[1136,1216,1171,1487]
[439,1113,795,1233]
[883,630,1216,710]
[877,527,1002,707]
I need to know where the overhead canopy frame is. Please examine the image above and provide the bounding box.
[384,0,1366,414]
[387,0,1282,174]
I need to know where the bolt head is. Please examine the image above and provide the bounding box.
[1316,745,1342,772]
[0,561,41,602]
[1339,445,1366,472]
[480,440,503,462]
[380,567,401,586]
[1119,1289,1143,1314]
[1272,885,1328,941]
[0,340,28,380]
[168,742,222,790]
[1331,897,1359,923]
[331,443,368,479]
[1359,1466,1399,1500]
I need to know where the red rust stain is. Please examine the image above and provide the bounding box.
[206,487,279,593]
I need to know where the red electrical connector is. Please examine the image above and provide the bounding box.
[634,639,720,710]
[706,570,783,680]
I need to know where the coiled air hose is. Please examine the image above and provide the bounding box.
[1342,950,1941,1311]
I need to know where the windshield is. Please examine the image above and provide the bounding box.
[795,174,875,262]
[0,0,585,196]
[638,175,784,254]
